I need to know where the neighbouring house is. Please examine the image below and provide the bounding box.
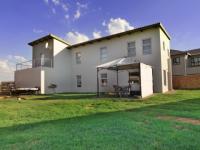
[171,48,200,89]
[15,23,173,97]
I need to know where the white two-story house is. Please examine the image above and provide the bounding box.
[15,23,172,96]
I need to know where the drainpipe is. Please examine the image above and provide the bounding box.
[184,55,188,76]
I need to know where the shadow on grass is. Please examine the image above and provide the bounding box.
[0,97,200,149]
[1,97,200,132]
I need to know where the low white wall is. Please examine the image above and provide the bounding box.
[15,68,41,88]
[140,63,153,98]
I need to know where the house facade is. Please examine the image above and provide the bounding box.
[15,23,172,95]
[171,49,200,89]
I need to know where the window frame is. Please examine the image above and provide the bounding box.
[163,41,165,51]
[190,56,200,67]
[163,70,167,86]
[127,41,136,57]
[172,57,180,65]
[100,47,108,63]
[142,38,152,55]
[76,75,82,88]
[75,52,81,64]
[101,73,108,87]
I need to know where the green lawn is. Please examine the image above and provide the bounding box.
[0,90,200,150]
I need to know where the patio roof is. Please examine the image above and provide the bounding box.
[96,57,140,70]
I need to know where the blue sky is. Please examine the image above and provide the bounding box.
[0,0,200,81]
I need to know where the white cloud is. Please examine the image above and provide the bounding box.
[33,29,44,34]
[65,14,69,19]
[65,32,89,44]
[44,0,49,4]
[62,3,68,12]
[52,8,56,14]
[52,0,60,5]
[0,55,29,82]
[73,2,87,20]
[102,21,106,26]
[106,18,134,35]
[74,10,81,20]
[93,31,102,39]
[76,2,87,9]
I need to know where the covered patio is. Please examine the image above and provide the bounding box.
[96,57,153,98]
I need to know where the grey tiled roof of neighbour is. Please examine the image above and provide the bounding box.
[187,48,200,55]
[170,49,187,56]
[28,22,171,48]
[171,48,200,56]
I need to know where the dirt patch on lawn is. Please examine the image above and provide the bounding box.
[157,115,200,125]
[0,96,12,100]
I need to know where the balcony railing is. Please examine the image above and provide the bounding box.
[16,58,53,71]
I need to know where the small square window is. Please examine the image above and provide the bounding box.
[101,73,108,87]
[76,75,82,87]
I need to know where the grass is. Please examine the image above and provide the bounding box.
[0,90,200,150]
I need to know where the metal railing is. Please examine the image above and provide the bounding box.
[16,58,53,71]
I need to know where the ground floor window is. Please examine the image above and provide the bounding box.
[76,75,82,87]
[101,73,108,87]
[163,70,167,86]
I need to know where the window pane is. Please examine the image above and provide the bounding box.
[163,70,167,86]
[143,39,152,55]
[101,73,107,86]
[76,52,81,64]
[163,42,165,51]
[76,75,82,87]
[128,42,136,57]
[100,47,107,62]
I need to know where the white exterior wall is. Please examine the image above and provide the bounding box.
[15,26,171,94]
[140,63,153,98]
[15,68,41,89]
[159,29,172,92]
[70,28,168,93]
[43,39,72,94]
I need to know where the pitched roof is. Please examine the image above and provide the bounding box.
[28,23,170,49]
[28,34,71,46]
[68,22,170,49]
[170,49,186,56]
[187,48,200,55]
[171,48,200,56]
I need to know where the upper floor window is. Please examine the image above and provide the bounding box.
[127,41,136,57]
[76,52,81,64]
[76,75,82,87]
[100,47,107,62]
[172,57,180,65]
[163,41,165,51]
[190,56,200,67]
[101,73,108,87]
[143,38,152,55]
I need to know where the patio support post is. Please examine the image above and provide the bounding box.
[116,68,119,86]
[97,68,100,97]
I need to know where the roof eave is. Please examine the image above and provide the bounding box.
[68,22,170,49]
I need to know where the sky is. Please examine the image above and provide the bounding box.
[0,0,200,81]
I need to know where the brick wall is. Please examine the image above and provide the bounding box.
[173,74,200,89]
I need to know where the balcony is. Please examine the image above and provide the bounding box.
[16,58,53,71]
